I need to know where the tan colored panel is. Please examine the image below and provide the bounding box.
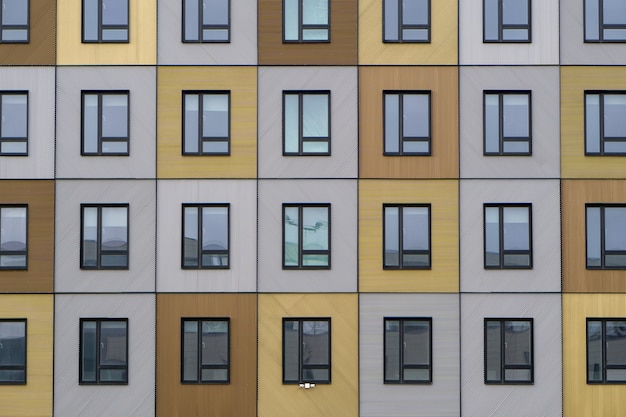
[359,66,459,179]
[156,294,257,417]
[562,180,626,292]
[359,180,458,292]
[561,67,626,178]
[258,0,357,65]
[157,67,257,179]
[0,180,54,293]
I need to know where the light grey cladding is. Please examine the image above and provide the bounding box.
[156,179,257,293]
[54,294,155,417]
[258,179,357,292]
[258,67,358,179]
[157,0,257,65]
[56,67,156,179]
[460,179,561,293]
[459,0,559,65]
[0,67,55,179]
[55,180,156,293]
[461,293,562,417]
[460,66,560,179]
[360,294,460,417]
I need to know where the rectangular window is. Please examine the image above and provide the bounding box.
[283,0,329,42]
[586,205,626,269]
[585,0,626,42]
[383,204,430,269]
[384,91,431,155]
[484,91,531,156]
[182,204,229,269]
[384,318,431,384]
[0,91,28,156]
[0,205,27,270]
[585,92,626,155]
[0,319,26,384]
[181,318,230,384]
[0,0,28,43]
[383,0,430,42]
[82,0,129,43]
[183,91,230,156]
[483,0,531,42]
[484,318,533,384]
[283,204,330,269]
[283,91,330,156]
[183,0,230,42]
[587,318,626,383]
[484,204,532,269]
[80,318,128,384]
[81,204,129,269]
[283,318,330,384]
[82,91,129,156]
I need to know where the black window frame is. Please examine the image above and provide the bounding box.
[586,204,626,270]
[79,318,129,385]
[81,90,130,156]
[81,0,129,43]
[484,318,534,384]
[0,91,28,156]
[282,0,330,43]
[382,0,430,43]
[483,90,532,156]
[182,90,231,156]
[181,203,230,270]
[282,203,331,270]
[0,0,29,43]
[182,0,231,43]
[587,318,626,384]
[0,204,28,271]
[0,318,26,385]
[282,317,331,384]
[383,90,432,156]
[584,91,626,156]
[483,203,533,269]
[383,204,431,270]
[383,317,432,384]
[181,317,230,384]
[80,203,129,270]
[483,0,531,43]
[584,0,626,42]
[282,90,331,156]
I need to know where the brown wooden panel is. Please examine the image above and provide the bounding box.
[562,180,626,292]
[0,0,56,65]
[0,180,54,293]
[258,0,357,65]
[359,66,459,179]
[156,294,257,417]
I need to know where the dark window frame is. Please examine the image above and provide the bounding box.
[181,317,230,384]
[282,90,331,156]
[586,204,626,270]
[81,0,129,43]
[282,317,331,384]
[383,317,432,384]
[383,204,431,270]
[483,0,531,43]
[383,90,432,156]
[584,91,626,156]
[484,318,534,384]
[0,204,28,271]
[0,0,29,43]
[81,90,130,156]
[483,203,533,269]
[182,0,231,43]
[584,0,626,42]
[282,0,331,43]
[0,91,28,156]
[0,318,27,385]
[382,0,431,43]
[587,318,626,384]
[181,203,230,270]
[282,203,331,270]
[483,90,532,156]
[79,318,129,385]
[80,203,129,270]
[182,90,231,156]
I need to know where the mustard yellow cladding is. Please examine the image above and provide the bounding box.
[0,295,53,417]
[359,180,459,293]
[561,66,626,179]
[57,0,156,65]
[257,294,358,417]
[157,66,257,179]
[358,0,458,65]
[563,294,626,417]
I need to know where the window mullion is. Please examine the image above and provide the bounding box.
[599,94,605,154]
[298,207,304,266]
[397,0,403,40]
[602,320,607,382]
[498,0,503,41]
[198,94,204,153]
[298,320,304,382]
[398,207,404,268]
[600,207,606,269]
[95,321,101,383]
[299,94,304,154]
[298,0,303,41]
[97,207,103,268]
[500,321,506,382]
[498,94,504,154]
[499,206,505,267]
[398,94,404,153]
[399,319,405,383]
[198,0,204,39]
[197,207,203,267]
[197,321,203,382]
[599,0,604,41]
[97,94,103,154]
[98,0,103,42]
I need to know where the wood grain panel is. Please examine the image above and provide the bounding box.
[359,66,459,179]
[156,294,257,417]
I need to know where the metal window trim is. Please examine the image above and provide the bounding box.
[483,90,532,156]
[382,0,431,43]
[483,0,531,43]
[282,203,331,269]
[282,317,331,384]
[0,318,27,385]
[81,90,130,156]
[79,317,129,385]
[181,0,231,43]
[181,90,231,156]
[382,203,432,270]
[80,203,130,270]
[181,203,230,270]
[383,317,432,384]
[180,317,231,384]
[584,91,626,156]
[81,0,130,43]
[484,317,534,385]
[282,90,331,156]
[382,90,432,156]
[0,0,29,43]
[585,204,626,270]
[483,203,533,270]
[282,0,331,43]
[0,204,28,271]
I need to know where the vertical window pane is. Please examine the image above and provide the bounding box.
[502,207,529,251]
[184,94,199,154]
[484,0,499,41]
[384,207,399,267]
[184,0,199,41]
[402,0,428,25]
[302,94,328,138]
[284,94,299,153]
[1,94,27,138]
[485,321,501,382]
[102,0,128,25]
[383,0,399,41]
[403,94,429,138]
[201,321,228,368]
[2,0,27,25]
[101,95,128,138]
[502,0,527,25]
[302,0,328,24]
[83,0,99,41]
[302,207,328,251]
[384,94,400,153]
[183,207,199,267]
[283,321,299,381]
[0,322,25,367]
[384,320,400,381]
[83,95,99,153]
[81,321,97,382]
[100,321,127,366]
[283,0,299,41]
[101,207,127,251]
[605,321,626,367]
[485,207,500,267]
[587,320,603,382]
[403,320,429,365]
[484,94,500,153]
[586,94,600,153]
[603,0,626,25]
[603,95,626,138]
[502,94,529,137]
[0,207,26,250]
[586,207,601,268]
[202,206,228,265]
[302,321,329,365]
[203,94,228,138]
[284,207,299,267]
[604,207,626,251]
[585,0,600,40]
[204,0,229,25]
[182,321,198,381]
[403,207,428,251]
[504,321,531,365]
[82,207,98,267]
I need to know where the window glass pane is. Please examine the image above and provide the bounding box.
[2,94,27,138]
[384,320,400,381]
[202,320,228,367]
[484,94,500,153]
[82,207,98,266]
[99,369,126,382]
[404,368,429,381]
[83,94,98,153]
[485,207,500,266]
[302,94,328,138]
[184,0,199,41]
[203,94,228,138]
[1,29,27,41]
[302,207,328,251]
[586,95,601,155]
[603,0,626,25]
[403,320,429,365]
[603,95,626,138]
[401,29,428,41]
[484,0,499,40]
[402,140,429,154]
[502,141,530,154]
[604,141,626,153]
[204,0,229,25]
[605,321,626,367]
[283,320,299,381]
[302,321,329,365]
[606,369,626,381]
[101,207,127,251]
[586,207,601,267]
[383,0,399,41]
[585,0,600,40]
[183,207,198,267]
[284,207,299,266]
[403,94,429,138]
[302,141,328,154]
[100,321,126,366]
[302,253,328,266]
[202,206,228,253]
[485,321,501,381]
[504,369,531,381]
[502,207,529,251]
[0,207,26,250]
[101,28,128,41]
[283,0,299,41]
[101,141,127,154]
[83,0,99,41]
[2,0,28,25]
[384,94,400,153]
[284,94,299,153]
[102,0,128,25]
[202,368,228,381]
[402,0,428,25]
[102,95,128,139]
[0,322,25,367]
[502,94,529,137]
[603,28,626,40]
[402,253,429,267]
[184,94,199,153]
[587,320,603,382]
[502,0,527,25]
[203,29,229,41]
[302,28,328,40]
[0,142,27,154]
[81,321,97,382]
[384,207,399,267]
[504,321,531,365]
[182,321,198,381]
[202,140,228,154]
[502,29,529,40]
[302,0,327,24]
[403,207,428,251]
[604,207,626,251]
